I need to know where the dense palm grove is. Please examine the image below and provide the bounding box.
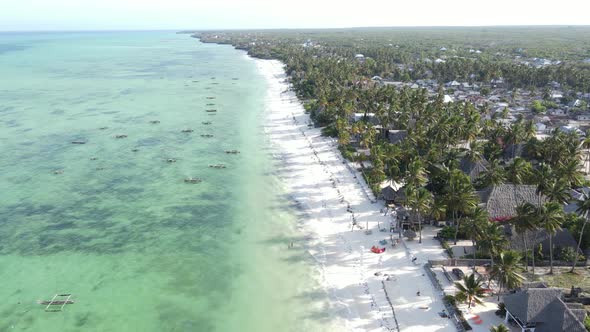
[193,28,590,295]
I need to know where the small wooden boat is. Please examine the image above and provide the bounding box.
[209,164,226,169]
[232,78,239,80]
[131,148,139,152]
[184,177,202,184]
[211,82,219,85]
[114,134,128,139]
[149,120,160,124]
[90,157,98,160]
[96,167,105,171]
[166,158,177,163]
[206,109,217,113]
[225,150,240,154]
[37,300,74,305]
[38,293,74,312]
[181,129,194,133]
[200,134,214,138]
[206,103,215,106]
[99,127,109,130]
[53,170,64,175]
[206,97,215,99]
[71,140,86,144]
[202,121,212,125]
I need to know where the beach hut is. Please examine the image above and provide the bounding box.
[380,181,405,205]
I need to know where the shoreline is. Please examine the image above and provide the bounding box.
[254,58,455,332]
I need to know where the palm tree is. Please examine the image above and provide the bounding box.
[581,135,590,175]
[481,159,506,187]
[490,250,525,300]
[444,170,478,245]
[535,163,553,206]
[430,196,447,225]
[478,221,508,273]
[513,202,536,271]
[506,157,532,185]
[543,179,572,205]
[489,324,510,332]
[462,207,489,266]
[572,191,590,272]
[405,158,428,188]
[454,274,486,309]
[405,186,433,243]
[556,158,584,188]
[537,202,565,274]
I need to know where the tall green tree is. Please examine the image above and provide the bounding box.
[477,221,508,270]
[489,324,510,332]
[454,274,486,309]
[490,251,525,300]
[513,202,537,271]
[481,159,506,187]
[572,191,590,272]
[537,202,565,274]
[405,158,428,188]
[405,186,433,243]
[444,170,478,245]
[556,158,584,188]
[506,157,533,185]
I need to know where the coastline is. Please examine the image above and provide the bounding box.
[254,58,455,332]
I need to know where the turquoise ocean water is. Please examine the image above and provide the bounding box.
[0,32,336,331]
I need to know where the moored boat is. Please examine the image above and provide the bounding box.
[209,164,226,169]
[184,177,202,184]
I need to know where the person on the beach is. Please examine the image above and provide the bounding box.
[416,291,420,296]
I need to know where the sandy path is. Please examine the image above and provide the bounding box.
[257,59,455,332]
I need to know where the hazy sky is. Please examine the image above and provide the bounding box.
[1,0,589,31]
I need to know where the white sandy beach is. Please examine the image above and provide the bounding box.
[256,58,457,332]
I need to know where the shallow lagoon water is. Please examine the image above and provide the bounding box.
[0,32,335,331]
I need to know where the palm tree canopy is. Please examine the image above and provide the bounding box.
[489,324,510,332]
[543,179,572,205]
[454,273,486,308]
[514,202,537,234]
[491,250,525,291]
[576,190,590,219]
[478,221,509,255]
[537,201,565,235]
[405,158,428,188]
[444,170,478,214]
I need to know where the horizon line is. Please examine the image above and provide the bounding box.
[1,24,590,33]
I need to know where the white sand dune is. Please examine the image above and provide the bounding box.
[257,58,455,332]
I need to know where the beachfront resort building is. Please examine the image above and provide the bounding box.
[503,287,586,332]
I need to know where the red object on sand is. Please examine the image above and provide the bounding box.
[371,246,386,254]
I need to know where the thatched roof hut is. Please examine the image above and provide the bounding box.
[459,157,490,182]
[380,181,406,203]
[503,288,586,332]
[477,184,541,220]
